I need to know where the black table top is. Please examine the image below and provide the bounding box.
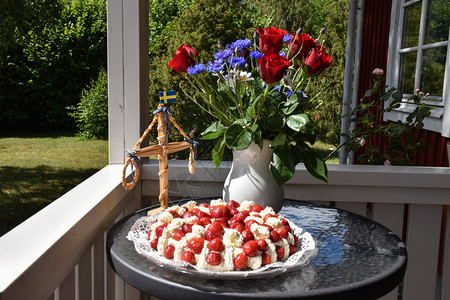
[107,199,407,300]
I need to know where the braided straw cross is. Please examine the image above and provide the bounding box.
[122,103,197,213]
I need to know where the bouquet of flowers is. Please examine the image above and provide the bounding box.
[168,27,332,185]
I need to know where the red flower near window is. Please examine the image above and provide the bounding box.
[304,45,332,76]
[256,27,288,53]
[168,44,197,74]
[257,50,290,84]
[288,33,316,60]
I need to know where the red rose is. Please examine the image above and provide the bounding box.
[256,27,288,53]
[304,45,332,76]
[288,33,316,60]
[168,44,197,74]
[257,50,290,84]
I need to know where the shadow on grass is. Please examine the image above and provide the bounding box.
[0,165,99,236]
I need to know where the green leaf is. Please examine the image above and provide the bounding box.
[301,148,328,182]
[287,114,313,134]
[282,101,299,115]
[212,138,225,169]
[266,114,285,132]
[224,121,252,150]
[270,147,296,186]
[265,91,284,107]
[202,121,225,135]
[270,132,286,147]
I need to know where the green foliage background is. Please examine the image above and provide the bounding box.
[68,68,108,139]
[0,0,107,134]
[0,0,348,145]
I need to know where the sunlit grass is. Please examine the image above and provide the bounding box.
[0,136,108,236]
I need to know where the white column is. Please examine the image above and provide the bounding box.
[107,0,149,164]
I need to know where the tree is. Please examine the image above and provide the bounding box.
[0,0,107,133]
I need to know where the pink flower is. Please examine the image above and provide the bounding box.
[384,160,391,166]
[372,68,384,77]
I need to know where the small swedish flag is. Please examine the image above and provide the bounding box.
[159,90,177,104]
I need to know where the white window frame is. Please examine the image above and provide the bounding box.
[385,0,450,137]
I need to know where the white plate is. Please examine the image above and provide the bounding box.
[127,213,318,279]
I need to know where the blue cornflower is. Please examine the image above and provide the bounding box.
[214,49,233,60]
[207,60,225,73]
[230,39,252,53]
[279,51,286,57]
[249,51,263,59]
[228,56,246,68]
[283,34,291,43]
[187,63,206,75]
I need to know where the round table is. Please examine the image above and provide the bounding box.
[107,199,407,300]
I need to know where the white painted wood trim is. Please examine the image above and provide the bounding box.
[0,165,135,299]
[403,204,443,300]
[108,0,149,164]
[141,161,450,205]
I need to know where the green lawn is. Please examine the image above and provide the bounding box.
[312,141,339,165]
[0,136,108,236]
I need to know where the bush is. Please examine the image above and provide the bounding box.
[0,0,107,133]
[69,68,108,139]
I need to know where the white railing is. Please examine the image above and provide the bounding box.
[0,162,449,300]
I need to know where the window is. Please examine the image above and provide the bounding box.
[386,0,450,137]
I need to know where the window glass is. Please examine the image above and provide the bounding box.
[420,46,447,96]
[402,2,422,48]
[399,51,417,94]
[424,0,450,44]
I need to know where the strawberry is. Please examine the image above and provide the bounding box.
[192,207,210,218]
[206,252,223,266]
[242,240,259,257]
[228,216,242,226]
[182,223,193,234]
[244,219,257,231]
[289,244,296,256]
[229,207,239,215]
[229,222,245,233]
[261,252,271,266]
[214,217,229,228]
[294,235,300,247]
[172,230,185,241]
[199,217,212,226]
[257,239,268,252]
[263,213,275,222]
[168,210,180,218]
[270,230,281,242]
[182,250,195,265]
[188,237,205,254]
[147,229,152,240]
[226,200,240,210]
[241,229,254,243]
[250,205,264,213]
[234,253,248,270]
[275,227,289,239]
[198,202,210,208]
[155,223,168,237]
[150,237,159,250]
[275,245,284,260]
[206,221,225,241]
[181,211,196,219]
[207,238,224,252]
[210,205,231,219]
[234,211,250,222]
[164,245,175,259]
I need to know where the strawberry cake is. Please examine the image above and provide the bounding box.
[144,199,303,272]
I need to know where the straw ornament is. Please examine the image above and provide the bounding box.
[122,101,198,212]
